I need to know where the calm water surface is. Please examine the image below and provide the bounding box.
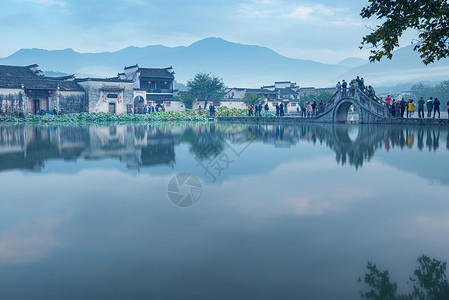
[0,123,448,299]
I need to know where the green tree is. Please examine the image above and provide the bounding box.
[176,92,196,109]
[410,255,449,299]
[187,73,226,108]
[359,255,449,299]
[243,93,265,106]
[360,0,449,65]
[358,262,398,299]
[301,91,333,105]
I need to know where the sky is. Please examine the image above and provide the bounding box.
[0,0,382,64]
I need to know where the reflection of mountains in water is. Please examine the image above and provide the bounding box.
[0,124,448,174]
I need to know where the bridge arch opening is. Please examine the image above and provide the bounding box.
[334,100,360,123]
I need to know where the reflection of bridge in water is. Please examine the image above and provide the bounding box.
[239,124,449,169]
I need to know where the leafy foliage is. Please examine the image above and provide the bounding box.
[359,255,449,299]
[358,262,398,299]
[301,91,334,105]
[242,93,265,106]
[410,255,449,299]
[187,73,226,107]
[0,111,209,124]
[410,80,449,102]
[176,92,196,109]
[360,0,449,64]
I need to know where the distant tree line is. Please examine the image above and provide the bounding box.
[410,80,449,102]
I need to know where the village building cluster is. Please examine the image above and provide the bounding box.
[0,64,179,116]
[0,63,332,116]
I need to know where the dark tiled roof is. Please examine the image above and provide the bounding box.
[47,75,75,80]
[124,64,138,70]
[0,75,84,91]
[76,77,133,83]
[138,68,174,79]
[0,65,37,77]
[246,88,263,93]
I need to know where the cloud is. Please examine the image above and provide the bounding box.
[0,215,69,265]
[16,0,65,7]
[286,4,343,21]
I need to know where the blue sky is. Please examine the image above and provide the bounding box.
[0,0,379,63]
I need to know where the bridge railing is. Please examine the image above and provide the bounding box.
[356,89,391,117]
[313,88,390,118]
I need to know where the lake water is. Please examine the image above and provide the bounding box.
[0,123,448,299]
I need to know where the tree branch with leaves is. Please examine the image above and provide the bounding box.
[360,0,449,65]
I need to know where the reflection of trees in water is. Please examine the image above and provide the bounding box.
[180,124,225,160]
[358,255,449,299]
[1,124,448,171]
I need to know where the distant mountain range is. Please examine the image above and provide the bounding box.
[0,37,448,88]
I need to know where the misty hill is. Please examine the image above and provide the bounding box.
[0,38,347,87]
[1,37,448,88]
[340,45,449,86]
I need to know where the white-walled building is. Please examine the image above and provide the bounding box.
[76,78,134,114]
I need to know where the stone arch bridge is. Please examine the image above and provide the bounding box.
[312,88,389,123]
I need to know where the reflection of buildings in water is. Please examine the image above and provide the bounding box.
[0,126,86,171]
[83,125,179,169]
[0,124,447,172]
[0,125,179,172]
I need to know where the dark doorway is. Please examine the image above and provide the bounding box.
[33,99,40,115]
[108,102,116,114]
[134,96,145,114]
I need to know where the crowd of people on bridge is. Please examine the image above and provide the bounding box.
[384,95,448,119]
[335,76,375,99]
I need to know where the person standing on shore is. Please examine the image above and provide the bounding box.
[209,103,215,117]
[400,98,406,118]
[307,102,312,117]
[385,95,391,110]
[391,99,396,117]
[433,98,441,118]
[264,102,269,117]
[427,97,433,117]
[198,105,202,115]
[280,103,284,117]
[408,100,415,118]
[300,103,306,117]
[311,101,317,116]
[396,99,401,117]
[418,97,425,118]
[275,103,279,117]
